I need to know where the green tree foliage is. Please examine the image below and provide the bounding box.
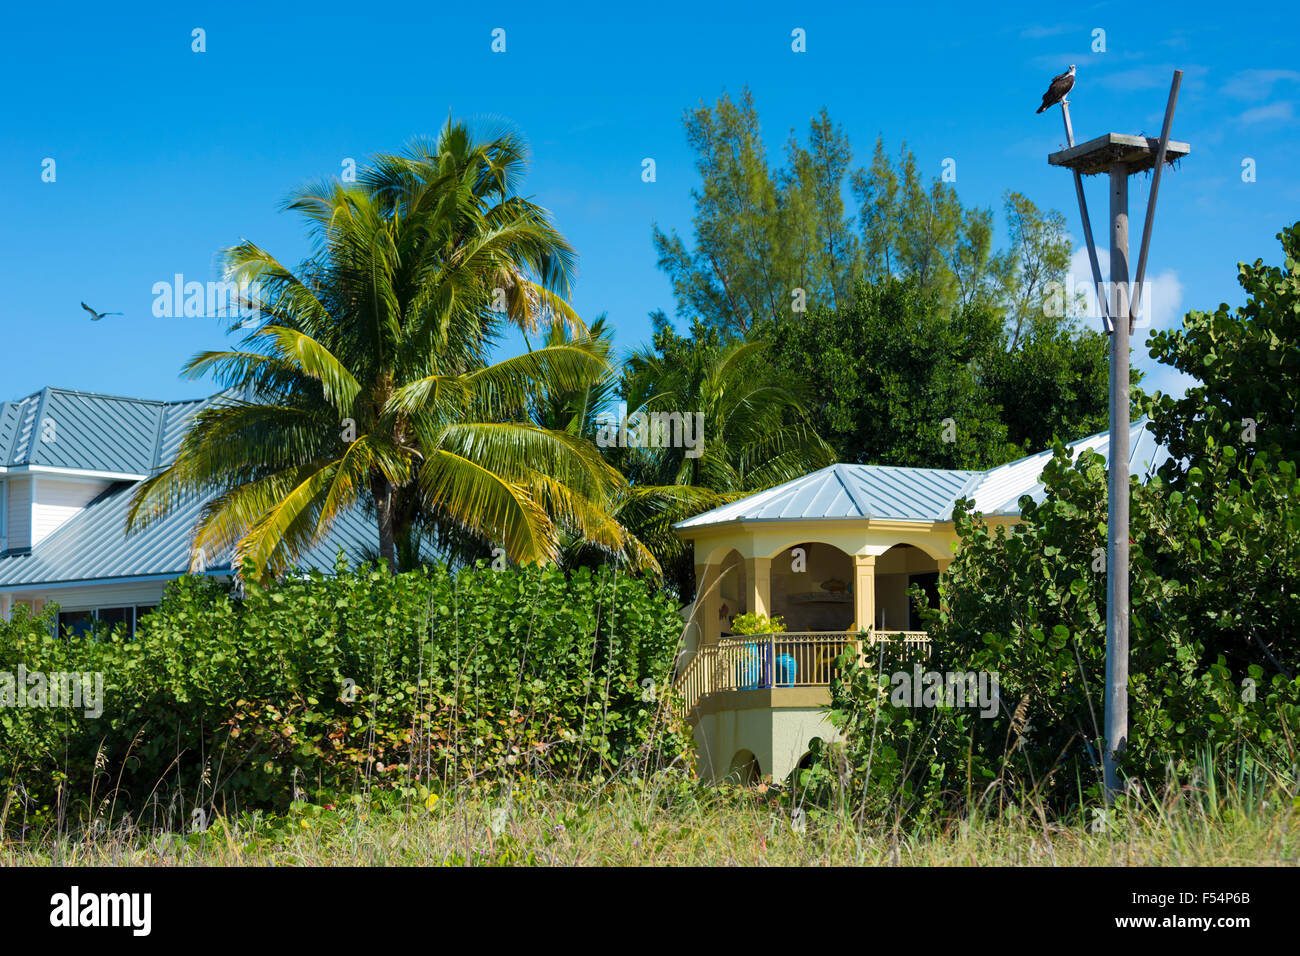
[654,90,1079,339]
[652,91,790,335]
[0,563,691,823]
[981,324,1112,458]
[1146,221,1300,474]
[766,278,1110,468]
[652,90,1109,470]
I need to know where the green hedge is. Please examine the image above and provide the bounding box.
[0,561,691,829]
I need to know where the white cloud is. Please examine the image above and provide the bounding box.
[1066,246,1183,332]
[1222,69,1300,101]
[1064,246,1193,398]
[1238,101,1295,127]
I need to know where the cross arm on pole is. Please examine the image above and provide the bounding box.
[1061,100,1112,333]
[1129,70,1183,333]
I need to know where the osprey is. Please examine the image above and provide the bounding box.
[1036,65,1076,114]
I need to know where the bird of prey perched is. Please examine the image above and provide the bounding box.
[80,302,122,321]
[1036,65,1076,114]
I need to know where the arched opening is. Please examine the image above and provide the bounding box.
[875,544,941,631]
[767,542,854,632]
[727,749,761,786]
[715,549,747,635]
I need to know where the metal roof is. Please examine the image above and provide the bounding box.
[967,418,1170,516]
[0,387,226,475]
[674,419,1169,532]
[0,481,387,589]
[674,464,981,530]
[0,387,414,589]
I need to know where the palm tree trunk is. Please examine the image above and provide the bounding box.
[372,475,399,573]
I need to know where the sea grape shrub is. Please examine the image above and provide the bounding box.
[0,562,690,825]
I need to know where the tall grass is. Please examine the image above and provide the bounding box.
[3,746,1296,866]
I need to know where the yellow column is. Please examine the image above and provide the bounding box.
[695,562,722,644]
[936,558,952,574]
[745,556,772,620]
[853,555,876,632]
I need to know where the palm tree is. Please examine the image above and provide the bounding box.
[523,315,720,580]
[128,122,640,580]
[608,319,837,597]
[621,321,835,492]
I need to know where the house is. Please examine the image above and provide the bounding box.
[670,420,1170,784]
[0,387,382,635]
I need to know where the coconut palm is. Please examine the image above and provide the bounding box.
[128,122,641,579]
[621,321,836,492]
[614,320,837,596]
[522,315,723,580]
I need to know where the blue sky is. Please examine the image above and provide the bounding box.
[2,0,1295,407]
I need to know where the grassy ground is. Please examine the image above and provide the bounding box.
[4,773,1297,866]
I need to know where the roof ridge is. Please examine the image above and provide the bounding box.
[148,402,168,471]
[3,386,220,408]
[25,388,53,466]
[837,462,981,475]
[831,463,875,517]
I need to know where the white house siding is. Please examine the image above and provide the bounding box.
[5,477,32,551]
[0,580,172,622]
[31,477,111,546]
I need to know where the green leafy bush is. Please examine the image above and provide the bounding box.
[729,613,786,635]
[0,562,690,830]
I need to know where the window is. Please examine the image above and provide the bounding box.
[54,605,158,639]
[57,610,94,639]
[97,606,132,635]
[0,480,7,543]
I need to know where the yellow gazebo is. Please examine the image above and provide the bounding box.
[670,421,1167,783]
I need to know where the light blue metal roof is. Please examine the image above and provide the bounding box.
[0,481,385,588]
[674,419,1169,532]
[0,387,221,475]
[0,387,416,589]
[674,463,981,529]
[967,418,1170,516]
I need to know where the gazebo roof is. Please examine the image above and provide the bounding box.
[673,420,1169,533]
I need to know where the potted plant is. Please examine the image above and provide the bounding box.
[728,614,795,688]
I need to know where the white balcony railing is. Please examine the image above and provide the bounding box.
[671,630,930,717]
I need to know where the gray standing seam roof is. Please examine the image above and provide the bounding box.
[0,387,393,589]
[674,419,1170,532]
[0,387,214,474]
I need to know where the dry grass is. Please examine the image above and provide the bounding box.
[4,770,1297,866]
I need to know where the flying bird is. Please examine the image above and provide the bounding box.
[1036,65,1076,114]
[80,302,122,321]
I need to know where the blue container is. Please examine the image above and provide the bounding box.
[735,644,762,689]
[773,653,797,687]
[735,644,798,688]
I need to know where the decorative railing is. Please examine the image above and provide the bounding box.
[671,630,930,717]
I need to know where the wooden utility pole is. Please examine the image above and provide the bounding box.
[1048,71,1187,803]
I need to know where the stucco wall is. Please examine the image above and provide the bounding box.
[691,691,845,783]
